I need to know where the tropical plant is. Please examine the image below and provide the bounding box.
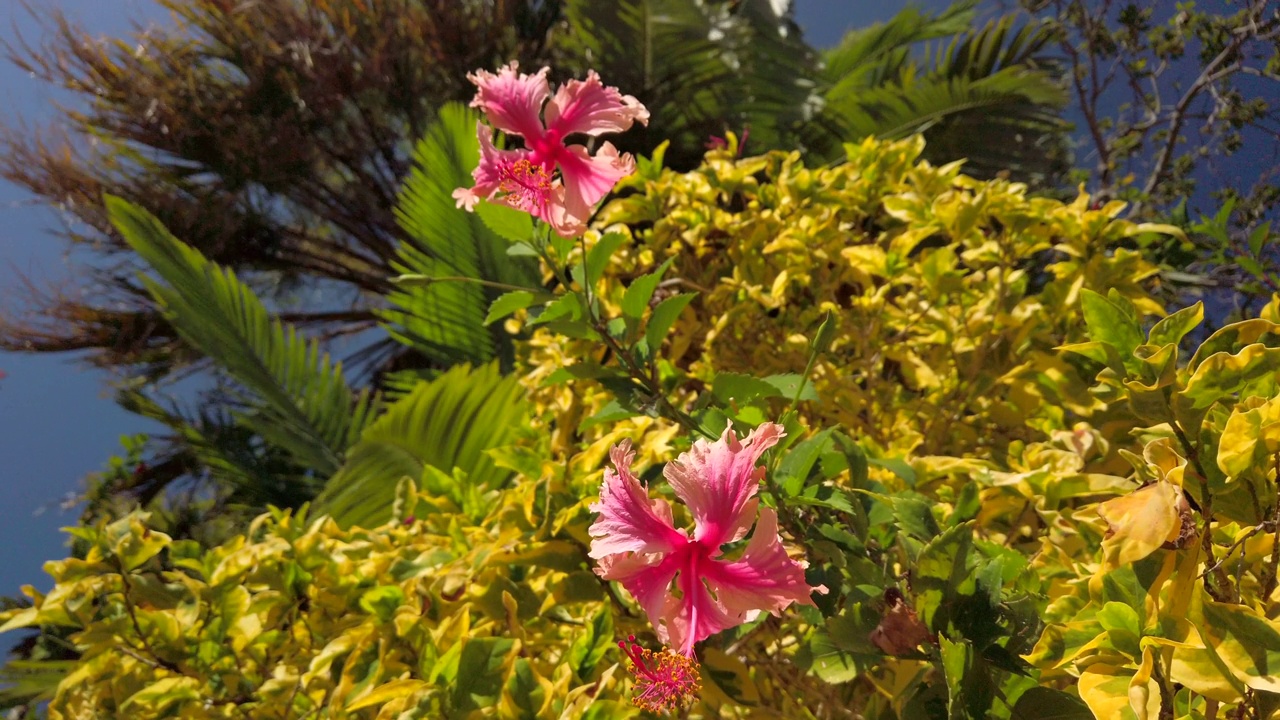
[8,127,1243,718]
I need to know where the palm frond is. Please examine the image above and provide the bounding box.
[818,5,1069,181]
[0,660,75,710]
[314,362,526,529]
[113,388,309,507]
[822,1,975,81]
[556,0,822,168]
[382,102,539,370]
[106,196,377,478]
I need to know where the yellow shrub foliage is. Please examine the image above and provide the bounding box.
[19,136,1280,720]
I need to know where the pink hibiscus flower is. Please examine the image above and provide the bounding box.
[451,62,649,237]
[589,422,826,660]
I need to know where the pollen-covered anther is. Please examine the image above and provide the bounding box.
[497,159,553,213]
[618,635,701,712]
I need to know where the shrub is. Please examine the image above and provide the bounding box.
[22,135,1277,719]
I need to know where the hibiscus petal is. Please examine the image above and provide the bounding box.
[597,551,684,645]
[467,61,550,140]
[588,441,687,559]
[702,509,826,619]
[666,551,742,656]
[545,70,650,138]
[551,142,635,236]
[541,185,586,237]
[664,422,785,549]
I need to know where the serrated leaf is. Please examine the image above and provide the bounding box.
[621,257,676,320]
[484,290,546,326]
[778,428,836,496]
[476,200,534,243]
[761,373,820,401]
[529,293,584,326]
[645,293,696,351]
[712,372,785,404]
[579,399,637,431]
[571,232,627,290]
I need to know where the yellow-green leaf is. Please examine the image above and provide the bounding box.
[120,677,201,714]
[346,679,429,711]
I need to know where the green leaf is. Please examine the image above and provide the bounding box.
[797,631,862,683]
[870,456,918,486]
[504,659,547,719]
[475,200,534,244]
[451,638,516,716]
[1148,302,1204,347]
[822,9,1069,180]
[1176,343,1280,435]
[579,399,637,431]
[105,515,171,572]
[948,481,981,527]
[484,290,548,326]
[315,363,524,528]
[761,373,820,401]
[1096,601,1142,658]
[712,372,785,405]
[385,102,539,367]
[829,432,870,486]
[120,677,201,714]
[529,293,584,326]
[645,293,697,351]
[1189,318,1280,370]
[621,257,676,320]
[914,522,975,629]
[359,586,406,624]
[1080,289,1144,370]
[777,428,836,496]
[1009,687,1093,720]
[1249,220,1272,258]
[888,495,941,541]
[939,635,969,718]
[106,195,375,478]
[571,232,628,291]
[567,606,613,680]
[1197,599,1280,694]
[0,660,75,707]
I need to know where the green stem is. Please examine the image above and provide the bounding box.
[390,274,544,295]
[537,238,707,439]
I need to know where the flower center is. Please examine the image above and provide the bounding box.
[618,635,701,712]
[497,158,553,213]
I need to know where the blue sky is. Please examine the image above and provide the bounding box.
[0,0,170,650]
[0,0,963,655]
